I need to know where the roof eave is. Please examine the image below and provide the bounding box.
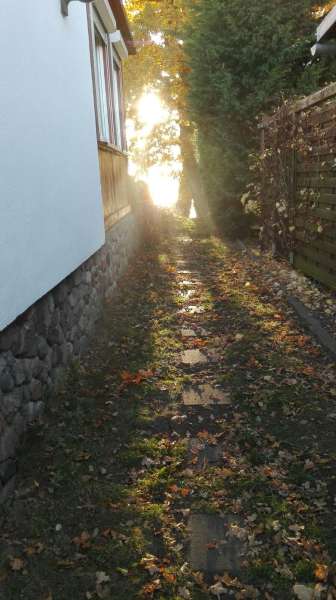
[108,0,136,55]
[317,5,336,43]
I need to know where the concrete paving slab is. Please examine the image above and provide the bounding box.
[189,438,223,469]
[179,305,206,315]
[180,349,208,366]
[181,328,197,338]
[180,280,200,287]
[189,514,244,575]
[183,384,230,406]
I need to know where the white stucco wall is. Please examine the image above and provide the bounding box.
[0,0,105,331]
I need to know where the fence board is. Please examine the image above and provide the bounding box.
[262,83,336,289]
[294,255,336,290]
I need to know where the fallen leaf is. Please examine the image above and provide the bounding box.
[210,581,227,598]
[315,563,328,582]
[72,531,91,549]
[9,558,24,572]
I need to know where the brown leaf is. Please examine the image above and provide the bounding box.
[9,558,25,572]
[72,531,91,549]
[24,542,45,556]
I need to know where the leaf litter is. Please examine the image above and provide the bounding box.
[1,216,336,599]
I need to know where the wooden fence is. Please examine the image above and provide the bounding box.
[261,82,336,290]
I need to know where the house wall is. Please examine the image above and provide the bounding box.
[0,0,105,331]
[0,212,141,510]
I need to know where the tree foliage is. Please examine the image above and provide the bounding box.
[184,0,336,234]
[125,0,210,217]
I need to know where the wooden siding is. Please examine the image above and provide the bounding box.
[261,83,336,290]
[98,142,131,230]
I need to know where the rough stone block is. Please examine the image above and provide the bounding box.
[50,308,61,328]
[0,458,17,484]
[0,372,15,394]
[54,283,68,306]
[22,359,34,383]
[74,270,83,286]
[47,324,64,346]
[30,379,43,402]
[35,300,52,336]
[0,325,24,355]
[23,401,44,423]
[68,288,80,308]
[37,337,49,359]
[24,357,43,379]
[47,294,55,313]
[0,426,19,462]
[84,272,92,285]
[13,359,26,386]
[1,389,23,420]
[38,364,50,384]
[21,327,38,358]
[13,414,25,436]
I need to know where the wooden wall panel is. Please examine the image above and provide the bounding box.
[98,143,130,229]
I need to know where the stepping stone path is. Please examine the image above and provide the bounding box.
[175,247,243,582]
[188,514,245,575]
[5,224,335,599]
[183,384,230,406]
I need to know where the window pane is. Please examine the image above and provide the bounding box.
[112,58,123,149]
[95,32,110,142]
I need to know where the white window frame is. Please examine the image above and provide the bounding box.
[110,48,124,150]
[91,9,113,143]
[88,5,127,152]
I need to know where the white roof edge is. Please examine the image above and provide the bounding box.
[317,5,336,42]
[110,30,128,60]
[93,0,117,33]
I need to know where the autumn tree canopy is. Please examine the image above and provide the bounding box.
[125,0,336,231]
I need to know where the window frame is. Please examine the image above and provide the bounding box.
[87,5,127,153]
[110,48,125,150]
[92,8,114,143]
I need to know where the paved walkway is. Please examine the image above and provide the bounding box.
[1,219,336,599]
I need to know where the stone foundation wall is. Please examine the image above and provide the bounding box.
[0,212,140,505]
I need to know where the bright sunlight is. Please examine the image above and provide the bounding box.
[137,92,169,128]
[128,91,181,209]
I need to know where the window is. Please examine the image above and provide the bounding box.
[94,29,111,141]
[111,52,124,149]
[89,8,126,151]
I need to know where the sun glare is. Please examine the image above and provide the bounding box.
[137,92,169,128]
[128,91,181,209]
[146,165,179,208]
